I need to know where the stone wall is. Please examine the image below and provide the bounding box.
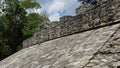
[23,0,120,48]
[76,0,109,15]
[1,22,120,68]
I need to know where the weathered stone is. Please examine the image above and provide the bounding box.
[0,23,120,68]
[23,0,120,48]
[85,25,120,68]
[0,0,120,68]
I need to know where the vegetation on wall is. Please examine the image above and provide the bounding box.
[0,0,49,60]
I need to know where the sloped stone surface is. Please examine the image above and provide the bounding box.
[84,25,120,68]
[0,23,120,68]
[23,0,120,48]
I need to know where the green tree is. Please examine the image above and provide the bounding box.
[0,15,12,60]
[0,0,49,60]
[23,12,49,38]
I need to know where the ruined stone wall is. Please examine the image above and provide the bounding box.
[1,21,120,68]
[76,0,110,15]
[1,1,120,67]
[23,0,120,48]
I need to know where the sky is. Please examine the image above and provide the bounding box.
[37,0,80,21]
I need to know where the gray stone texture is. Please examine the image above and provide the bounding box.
[84,25,120,68]
[0,0,120,68]
[0,22,120,68]
[23,0,120,48]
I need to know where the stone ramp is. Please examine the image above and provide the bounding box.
[0,23,119,68]
[85,24,120,68]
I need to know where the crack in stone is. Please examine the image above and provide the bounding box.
[82,24,120,68]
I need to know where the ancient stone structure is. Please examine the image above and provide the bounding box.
[0,0,120,68]
[76,0,109,15]
[23,0,120,48]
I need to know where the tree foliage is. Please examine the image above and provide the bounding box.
[23,12,49,38]
[0,0,49,60]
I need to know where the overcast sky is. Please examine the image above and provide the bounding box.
[37,0,80,21]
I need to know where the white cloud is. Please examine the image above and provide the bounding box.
[48,0,64,14]
[37,0,80,21]
[48,0,65,21]
[49,12,60,21]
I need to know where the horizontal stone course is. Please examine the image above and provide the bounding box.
[23,0,120,48]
